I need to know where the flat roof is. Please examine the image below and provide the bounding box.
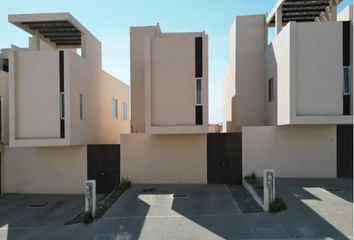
[8,13,89,47]
[267,0,343,25]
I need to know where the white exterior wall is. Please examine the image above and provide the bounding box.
[13,50,61,139]
[0,71,9,144]
[69,51,130,145]
[2,145,87,194]
[234,15,266,127]
[223,15,266,132]
[295,22,343,116]
[242,126,337,178]
[265,24,291,126]
[265,21,352,125]
[121,134,207,184]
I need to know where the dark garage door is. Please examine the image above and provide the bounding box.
[87,145,120,194]
[207,133,242,184]
[337,125,353,178]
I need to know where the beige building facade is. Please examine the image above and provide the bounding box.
[223,2,353,178]
[122,24,209,183]
[0,13,130,194]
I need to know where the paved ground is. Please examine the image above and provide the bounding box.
[0,180,352,240]
[0,194,84,228]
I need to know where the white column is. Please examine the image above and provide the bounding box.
[330,2,337,21]
[31,32,40,51]
[276,7,282,35]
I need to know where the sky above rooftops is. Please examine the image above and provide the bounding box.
[0,0,352,123]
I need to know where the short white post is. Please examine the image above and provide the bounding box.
[85,180,96,217]
[263,169,275,212]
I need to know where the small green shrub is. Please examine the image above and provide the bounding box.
[120,177,131,191]
[245,172,257,180]
[83,211,93,224]
[269,196,287,213]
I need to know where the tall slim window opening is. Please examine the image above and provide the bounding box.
[343,67,351,95]
[80,94,83,120]
[60,92,65,119]
[196,78,202,105]
[123,102,128,121]
[112,98,118,119]
[268,78,274,102]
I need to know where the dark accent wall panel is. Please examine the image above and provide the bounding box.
[59,51,64,91]
[337,125,353,178]
[59,50,65,138]
[195,37,203,78]
[196,105,203,125]
[343,21,350,66]
[343,95,351,115]
[2,64,8,73]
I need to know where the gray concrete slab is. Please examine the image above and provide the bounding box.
[0,180,352,240]
[105,184,242,218]
[0,194,84,228]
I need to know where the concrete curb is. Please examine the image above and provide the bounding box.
[242,179,265,210]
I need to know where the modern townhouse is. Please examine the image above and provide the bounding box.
[121,24,210,183]
[0,13,130,194]
[223,1,353,178]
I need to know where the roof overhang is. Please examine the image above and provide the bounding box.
[8,13,89,48]
[267,0,343,26]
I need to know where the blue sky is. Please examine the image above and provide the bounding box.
[0,0,352,123]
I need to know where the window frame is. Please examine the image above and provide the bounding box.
[196,78,202,106]
[343,67,351,96]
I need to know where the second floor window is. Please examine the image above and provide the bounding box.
[60,92,65,119]
[343,67,351,95]
[196,78,202,105]
[112,98,118,119]
[123,102,128,121]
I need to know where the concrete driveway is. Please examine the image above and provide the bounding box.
[0,181,352,240]
[0,194,84,229]
[105,184,242,218]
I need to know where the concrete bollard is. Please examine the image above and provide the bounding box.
[85,180,96,217]
[263,169,275,212]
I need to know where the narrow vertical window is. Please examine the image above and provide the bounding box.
[268,78,274,102]
[343,67,351,115]
[112,98,118,119]
[80,94,83,120]
[196,78,202,105]
[123,102,128,121]
[343,67,350,95]
[60,92,65,119]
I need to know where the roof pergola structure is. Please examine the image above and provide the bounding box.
[266,0,343,36]
[8,13,90,57]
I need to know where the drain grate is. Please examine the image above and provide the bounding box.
[29,202,48,208]
[93,235,115,240]
[173,193,188,198]
[296,227,317,237]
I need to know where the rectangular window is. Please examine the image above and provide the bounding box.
[123,102,127,121]
[80,94,83,120]
[112,98,118,119]
[60,92,65,119]
[196,78,202,105]
[268,78,274,102]
[343,67,351,95]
